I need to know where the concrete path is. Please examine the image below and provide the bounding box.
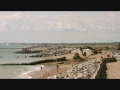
[100,61,120,79]
[106,61,120,79]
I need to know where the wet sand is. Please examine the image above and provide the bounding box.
[29,60,80,79]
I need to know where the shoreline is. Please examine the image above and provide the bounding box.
[29,60,80,79]
[28,49,83,79]
[29,51,111,79]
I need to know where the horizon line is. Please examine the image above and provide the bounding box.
[0,42,120,44]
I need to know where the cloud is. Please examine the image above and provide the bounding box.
[0,12,32,31]
[0,11,120,33]
[1,11,120,43]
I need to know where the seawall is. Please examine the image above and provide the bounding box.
[94,57,117,79]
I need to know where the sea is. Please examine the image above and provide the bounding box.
[0,44,53,79]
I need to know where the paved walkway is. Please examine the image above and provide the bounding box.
[100,61,120,79]
[105,61,120,79]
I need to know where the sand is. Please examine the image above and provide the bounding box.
[28,49,77,79]
[105,61,120,79]
[29,50,110,79]
[29,60,80,79]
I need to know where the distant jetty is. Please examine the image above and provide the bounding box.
[15,48,43,54]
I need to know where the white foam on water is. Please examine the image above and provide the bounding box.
[19,71,32,79]
[18,65,44,79]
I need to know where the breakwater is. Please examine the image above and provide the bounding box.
[0,57,66,65]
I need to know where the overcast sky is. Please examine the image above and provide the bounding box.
[0,11,120,43]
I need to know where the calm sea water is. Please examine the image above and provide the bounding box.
[0,45,38,58]
[0,45,47,79]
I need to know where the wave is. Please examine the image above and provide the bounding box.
[18,65,44,79]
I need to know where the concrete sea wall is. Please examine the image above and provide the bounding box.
[94,57,117,79]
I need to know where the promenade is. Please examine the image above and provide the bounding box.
[100,61,120,79]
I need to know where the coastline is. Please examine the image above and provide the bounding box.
[28,51,80,79]
[0,45,111,79]
[29,50,111,79]
[29,60,80,79]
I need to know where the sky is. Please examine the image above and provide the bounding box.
[0,11,120,43]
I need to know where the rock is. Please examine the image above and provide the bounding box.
[47,60,98,79]
[78,73,83,78]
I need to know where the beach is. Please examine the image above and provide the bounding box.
[30,60,80,79]
[29,50,109,79]
[0,44,114,79]
[1,11,120,79]
[28,48,83,79]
